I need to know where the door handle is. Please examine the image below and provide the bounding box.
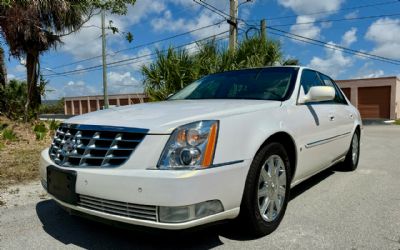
[329,115,335,121]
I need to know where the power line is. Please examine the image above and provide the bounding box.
[193,0,230,19]
[44,30,231,78]
[265,26,400,65]
[268,12,400,27]
[248,0,400,21]
[50,20,226,70]
[46,33,231,78]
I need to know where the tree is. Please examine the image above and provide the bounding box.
[1,79,27,120]
[0,0,136,120]
[142,48,198,101]
[0,45,7,112]
[142,35,297,100]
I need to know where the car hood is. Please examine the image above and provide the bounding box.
[66,99,281,134]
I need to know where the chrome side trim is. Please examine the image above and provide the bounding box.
[211,160,244,168]
[305,132,351,149]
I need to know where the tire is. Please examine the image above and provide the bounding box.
[239,142,291,237]
[343,130,360,171]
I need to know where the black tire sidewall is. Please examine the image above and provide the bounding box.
[345,131,360,171]
[240,142,291,236]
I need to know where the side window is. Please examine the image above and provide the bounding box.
[300,70,324,94]
[319,73,347,104]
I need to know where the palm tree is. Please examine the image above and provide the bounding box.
[142,48,199,101]
[142,35,296,100]
[0,45,6,113]
[0,0,135,120]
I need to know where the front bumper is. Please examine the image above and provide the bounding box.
[40,149,249,229]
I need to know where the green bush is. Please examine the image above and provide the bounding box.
[49,119,60,131]
[33,123,48,140]
[2,128,17,141]
[0,79,29,121]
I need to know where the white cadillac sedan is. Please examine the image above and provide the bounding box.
[39,66,361,236]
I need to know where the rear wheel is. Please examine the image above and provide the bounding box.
[343,130,360,171]
[239,142,291,237]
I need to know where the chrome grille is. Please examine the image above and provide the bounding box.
[78,194,157,221]
[49,124,147,168]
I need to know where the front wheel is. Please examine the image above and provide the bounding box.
[239,142,291,237]
[343,130,360,171]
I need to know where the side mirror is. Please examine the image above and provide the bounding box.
[299,86,335,104]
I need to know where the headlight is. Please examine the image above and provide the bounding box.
[158,120,218,170]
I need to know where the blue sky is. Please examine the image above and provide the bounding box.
[4,0,400,100]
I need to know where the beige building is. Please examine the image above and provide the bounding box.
[64,93,148,115]
[64,76,400,120]
[337,76,400,120]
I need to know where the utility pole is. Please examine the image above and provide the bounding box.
[229,0,238,52]
[101,8,109,109]
[260,19,266,41]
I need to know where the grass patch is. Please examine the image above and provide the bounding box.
[394,120,400,125]
[2,128,17,141]
[33,122,48,140]
[0,116,51,188]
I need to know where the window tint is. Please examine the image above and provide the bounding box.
[319,73,347,104]
[300,69,324,93]
[169,67,298,101]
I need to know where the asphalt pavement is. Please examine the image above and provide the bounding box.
[1,125,400,249]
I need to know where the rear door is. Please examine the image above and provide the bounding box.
[318,73,354,157]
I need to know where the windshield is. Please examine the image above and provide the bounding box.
[169,67,299,101]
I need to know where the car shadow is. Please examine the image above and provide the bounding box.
[36,165,340,248]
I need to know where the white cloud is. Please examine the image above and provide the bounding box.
[107,71,143,94]
[345,10,359,19]
[151,7,228,40]
[60,0,166,59]
[341,27,357,47]
[277,0,344,42]
[290,16,321,40]
[365,18,400,59]
[308,42,353,78]
[277,0,344,15]
[6,74,15,81]
[51,80,98,98]
[358,70,384,79]
[352,62,385,79]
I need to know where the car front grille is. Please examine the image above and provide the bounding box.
[49,123,147,168]
[78,194,157,221]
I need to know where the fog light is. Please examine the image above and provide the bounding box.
[158,200,224,223]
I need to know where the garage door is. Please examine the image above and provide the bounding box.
[358,86,390,119]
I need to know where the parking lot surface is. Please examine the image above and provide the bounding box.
[1,125,400,249]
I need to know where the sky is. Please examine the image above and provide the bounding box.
[4,0,400,100]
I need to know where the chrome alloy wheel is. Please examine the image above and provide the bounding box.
[258,155,286,222]
[352,133,359,165]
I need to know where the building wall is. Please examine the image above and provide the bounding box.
[336,77,399,120]
[396,78,400,120]
[64,93,148,115]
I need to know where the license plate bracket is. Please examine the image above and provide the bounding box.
[47,165,78,205]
